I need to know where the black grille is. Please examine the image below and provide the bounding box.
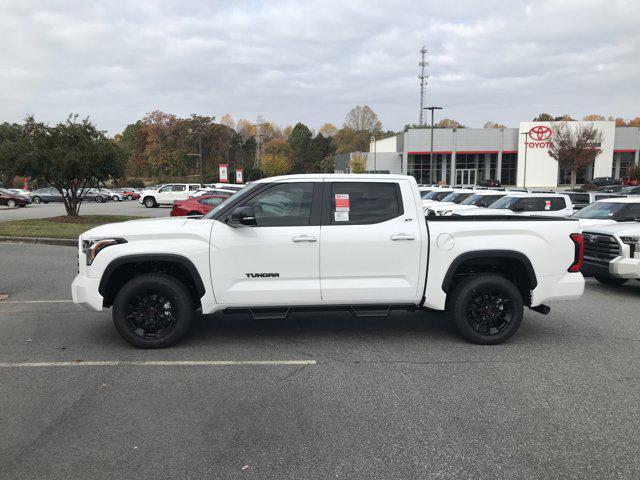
[583,232,620,265]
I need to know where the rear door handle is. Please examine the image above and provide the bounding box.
[391,233,415,241]
[292,235,317,243]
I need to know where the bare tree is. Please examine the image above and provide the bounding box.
[344,106,382,134]
[219,113,235,130]
[318,123,338,137]
[548,122,602,190]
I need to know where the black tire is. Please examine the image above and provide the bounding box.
[112,195,119,202]
[112,273,194,348]
[6,200,16,208]
[126,195,133,201]
[32,196,41,204]
[448,273,524,345]
[144,196,157,208]
[594,274,628,286]
[95,196,104,203]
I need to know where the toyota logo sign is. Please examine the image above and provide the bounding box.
[529,125,553,141]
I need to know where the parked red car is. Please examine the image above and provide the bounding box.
[622,177,640,187]
[170,195,227,217]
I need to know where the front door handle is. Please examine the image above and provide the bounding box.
[391,233,415,241]
[292,235,317,243]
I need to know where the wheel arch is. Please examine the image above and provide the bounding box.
[442,250,537,306]
[99,254,206,308]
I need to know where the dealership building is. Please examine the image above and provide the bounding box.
[354,121,640,187]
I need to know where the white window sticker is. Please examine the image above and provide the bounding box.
[334,211,349,222]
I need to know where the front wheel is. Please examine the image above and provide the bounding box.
[126,195,133,201]
[448,274,523,345]
[6,200,16,208]
[112,195,119,202]
[144,196,157,208]
[95,196,104,203]
[32,196,41,204]
[594,274,628,286]
[112,273,195,348]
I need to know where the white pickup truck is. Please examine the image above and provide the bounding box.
[72,174,585,348]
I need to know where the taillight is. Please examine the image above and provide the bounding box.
[568,233,584,272]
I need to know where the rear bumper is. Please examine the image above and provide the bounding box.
[71,274,104,311]
[530,272,585,306]
[609,256,640,279]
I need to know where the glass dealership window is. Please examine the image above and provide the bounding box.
[612,152,636,178]
[558,163,591,185]
[500,153,517,185]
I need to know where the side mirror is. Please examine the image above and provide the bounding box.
[229,206,257,227]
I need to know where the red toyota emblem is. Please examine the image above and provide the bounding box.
[529,125,553,141]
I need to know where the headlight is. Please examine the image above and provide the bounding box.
[620,235,640,257]
[81,238,127,265]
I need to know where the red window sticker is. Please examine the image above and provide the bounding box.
[545,200,551,210]
[335,193,350,211]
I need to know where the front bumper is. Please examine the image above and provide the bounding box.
[610,256,640,279]
[71,274,104,311]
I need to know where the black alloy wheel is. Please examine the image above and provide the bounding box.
[449,274,524,345]
[113,273,194,348]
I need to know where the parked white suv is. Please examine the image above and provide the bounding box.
[426,191,507,216]
[581,222,640,286]
[455,193,574,217]
[139,183,201,207]
[572,197,640,228]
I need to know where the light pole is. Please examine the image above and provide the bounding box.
[371,135,377,172]
[520,131,529,189]
[423,106,442,184]
[187,128,203,185]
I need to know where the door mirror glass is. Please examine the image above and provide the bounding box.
[229,206,257,226]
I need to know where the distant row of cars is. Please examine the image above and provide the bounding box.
[0,186,143,208]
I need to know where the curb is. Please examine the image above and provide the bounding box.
[0,236,77,247]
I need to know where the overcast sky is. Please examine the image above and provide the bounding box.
[1,0,639,134]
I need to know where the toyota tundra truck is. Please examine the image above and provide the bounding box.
[72,174,585,348]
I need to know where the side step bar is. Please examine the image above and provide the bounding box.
[529,304,551,315]
[224,304,417,319]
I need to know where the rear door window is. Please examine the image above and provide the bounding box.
[329,182,403,225]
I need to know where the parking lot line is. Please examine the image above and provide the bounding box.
[0,360,317,368]
[1,300,74,304]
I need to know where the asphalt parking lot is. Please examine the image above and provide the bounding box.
[0,200,169,222]
[0,243,639,479]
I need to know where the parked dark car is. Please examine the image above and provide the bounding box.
[591,177,621,186]
[479,179,502,188]
[597,185,625,193]
[170,195,227,217]
[30,187,66,204]
[0,188,31,208]
[80,189,111,203]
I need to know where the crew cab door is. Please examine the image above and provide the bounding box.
[210,181,322,305]
[319,179,422,303]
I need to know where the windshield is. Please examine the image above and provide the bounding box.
[424,190,453,201]
[202,182,261,219]
[488,196,520,209]
[441,192,474,204]
[572,201,627,219]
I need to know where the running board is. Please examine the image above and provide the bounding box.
[349,306,391,318]
[529,304,551,315]
[248,308,291,321]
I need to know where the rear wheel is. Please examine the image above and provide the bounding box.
[6,200,16,208]
[112,195,119,202]
[448,274,523,345]
[594,274,628,286]
[144,196,157,208]
[32,196,41,204]
[95,196,104,203]
[112,273,194,348]
[126,195,133,200]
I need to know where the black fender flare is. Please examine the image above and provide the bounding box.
[98,254,206,299]
[441,250,537,293]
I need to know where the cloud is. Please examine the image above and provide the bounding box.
[0,0,638,134]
